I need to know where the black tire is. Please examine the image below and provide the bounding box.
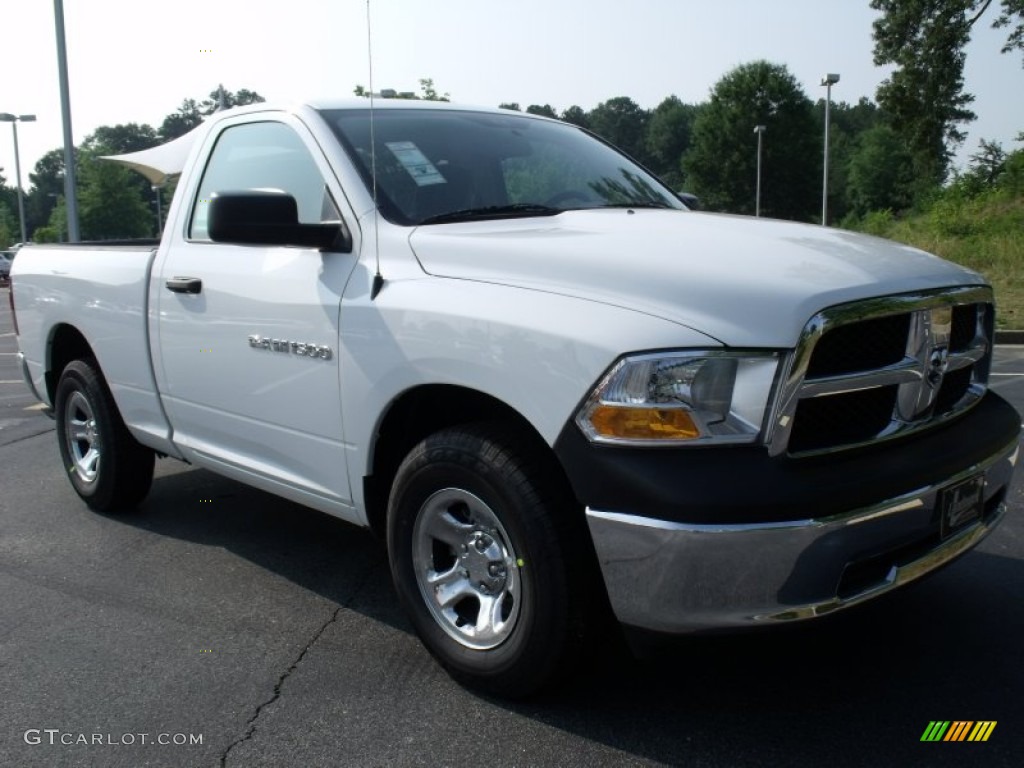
[387,422,591,697]
[55,358,154,513]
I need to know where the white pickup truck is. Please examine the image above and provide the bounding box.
[11,99,1020,695]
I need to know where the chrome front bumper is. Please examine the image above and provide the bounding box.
[587,439,1018,633]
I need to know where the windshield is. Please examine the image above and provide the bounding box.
[322,108,684,225]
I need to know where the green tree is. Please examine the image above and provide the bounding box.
[846,124,917,216]
[872,1,974,188]
[939,138,1013,199]
[811,98,883,222]
[587,97,650,163]
[683,60,819,219]
[418,78,449,102]
[199,85,266,115]
[990,0,1024,58]
[84,123,159,154]
[354,78,448,101]
[999,145,1024,195]
[645,95,699,188]
[0,169,11,208]
[871,1,1024,190]
[25,149,69,237]
[160,98,203,140]
[969,138,1008,184]
[525,104,558,118]
[33,194,67,243]
[560,105,589,129]
[815,97,882,139]
[82,124,165,234]
[822,125,856,222]
[160,87,265,140]
[0,201,16,248]
[0,170,18,245]
[77,151,152,240]
[498,102,521,111]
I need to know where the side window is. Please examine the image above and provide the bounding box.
[190,121,341,241]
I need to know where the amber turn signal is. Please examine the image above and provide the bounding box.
[588,405,700,440]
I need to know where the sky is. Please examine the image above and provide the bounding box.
[2,0,1022,189]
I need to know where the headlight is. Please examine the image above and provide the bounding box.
[575,351,780,445]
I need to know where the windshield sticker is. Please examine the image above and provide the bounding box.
[385,141,446,186]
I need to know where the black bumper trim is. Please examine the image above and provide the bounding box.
[554,391,1020,525]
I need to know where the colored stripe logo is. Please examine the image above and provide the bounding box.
[920,721,996,742]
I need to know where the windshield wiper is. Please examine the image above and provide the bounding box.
[418,203,561,225]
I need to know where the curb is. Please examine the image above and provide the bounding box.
[995,330,1024,345]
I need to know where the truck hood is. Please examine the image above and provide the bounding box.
[408,209,985,347]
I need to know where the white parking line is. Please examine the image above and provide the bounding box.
[991,373,1024,376]
[0,380,24,384]
[0,332,14,337]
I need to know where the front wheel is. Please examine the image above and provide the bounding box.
[55,359,154,512]
[387,423,589,697]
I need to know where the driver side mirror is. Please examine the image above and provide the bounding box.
[209,190,350,251]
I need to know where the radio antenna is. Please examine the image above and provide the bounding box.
[366,0,384,300]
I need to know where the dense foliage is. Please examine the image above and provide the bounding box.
[870,0,1023,191]
[682,61,819,219]
[848,140,1024,328]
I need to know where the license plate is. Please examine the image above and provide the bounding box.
[939,474,985,538]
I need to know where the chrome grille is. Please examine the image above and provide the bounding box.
[769,287,993,457]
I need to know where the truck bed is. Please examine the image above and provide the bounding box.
[12,243,174,454]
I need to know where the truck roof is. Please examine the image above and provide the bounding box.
[303,97,520,115]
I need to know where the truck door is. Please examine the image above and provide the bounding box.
[152,115,359,515]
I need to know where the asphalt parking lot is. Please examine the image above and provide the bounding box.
[1,283,1022,767]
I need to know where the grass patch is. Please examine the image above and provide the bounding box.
[845,194,1024,329]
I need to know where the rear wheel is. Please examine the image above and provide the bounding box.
[55,359,154,512]
[387,423,590,697]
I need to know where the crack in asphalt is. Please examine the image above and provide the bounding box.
[0,425,54,448]
[218,559,385,767]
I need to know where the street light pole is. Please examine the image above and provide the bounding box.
[820,73,840,226]
[0,113,36,244]
[753,125,766,218]
[53,0,81,242]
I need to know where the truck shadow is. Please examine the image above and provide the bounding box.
[127,464,1023,767]
[133,464,402,626]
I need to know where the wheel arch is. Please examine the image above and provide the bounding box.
[45,323,97,404]
[363,384,577,539]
